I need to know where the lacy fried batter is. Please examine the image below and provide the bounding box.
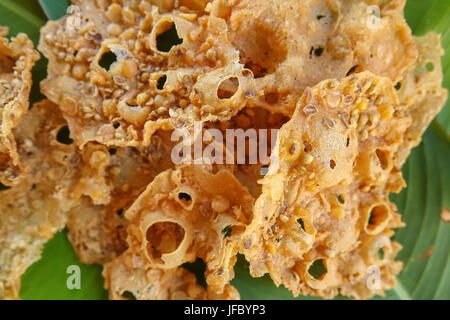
[395,33,448,167]
[67,132,175,264]
[103,251,239,300]
[67,126,235,267]
[39,0,255,147]
[222,0,417,116]
[241,72,413,299]
[0,0,447,301]
[38,0,416,147]
[0,100,79,299]
[0,27,39,186]
[123,165,254,295]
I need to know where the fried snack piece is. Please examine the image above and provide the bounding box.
[226,0,417,116]
[39,0,255,147]
[337,222,403,299]
[67,197,129,265]
[67,132,175,264]
[0,100,78,299]
[39,0,416,147]
[0,27,39,186]
[67,126,236,266]
[209,107,289,198]
[103,250,239,300]
[241,72,411,299]
[124,165,254,294]
[395,33,448,167]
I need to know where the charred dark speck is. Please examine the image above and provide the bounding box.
[314,47,324,56]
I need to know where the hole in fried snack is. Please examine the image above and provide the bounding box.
[56,126,74,145]
[108,148,117,155]
[394,82,401,90]
[116,209,124,217]
[113,122,120,129]
[146,222,185,258]
[222,225,232,237]
[337,194,345,204]
[264,92,279,105]
[297,218,305,231]
[99,51,117,71]
[329,159,336,169]
[375,149,389,170]
[182,258,207,289]
[368,205,389,231]
[121,290,137,300]
[217,77,239,99]
[0,181,11,191]
[260,165,269,175]
[426,62,434,72]
[178,192,192,203]
[157,75,167,90]
[308,259,327,280]
[346,136,350,147]
[346,65,358,76]
[378,248,385,260]
[156,22,183,52]
[303,141,313,153]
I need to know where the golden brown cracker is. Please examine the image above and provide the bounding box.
[0,27,39,186]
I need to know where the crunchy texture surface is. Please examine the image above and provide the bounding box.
[67,132,175,264]
[0,27,39,186]
[103,251,239,300]
[395,32,448,167]
[241,72,411,299]
[0,0,447,301]
[124,165,254,294]
[0,101,78,299]
[229,0,417,116]
[39,0,254,147]
[38,0,416,148]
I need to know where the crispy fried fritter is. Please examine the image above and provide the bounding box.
[124,165,254,294]
[2,0,445,302]
[395,32,448,167]
[0,100,78,299]
[38,0,416,147]
[227,0,417,116]
[208,106,289,198]
[0,27,39,186]
[67,133,175,264]
[39,0,255,147]
[241,72,412,299]
[103,251,239,300]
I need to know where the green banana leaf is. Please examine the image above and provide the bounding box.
[38,0,70,20]
[0,0,446,300]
